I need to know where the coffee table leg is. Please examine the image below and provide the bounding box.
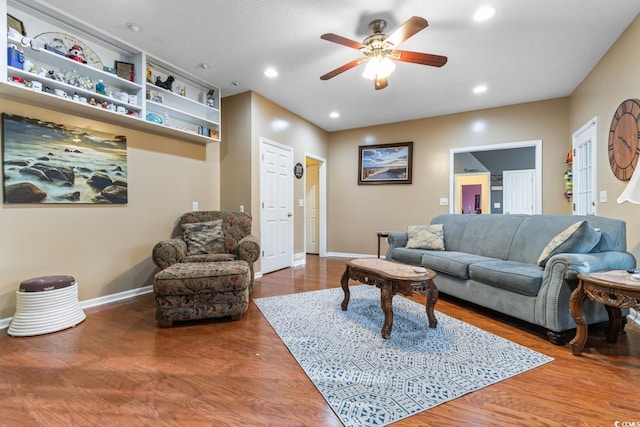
[425,280,438,328]
[569,280,588,356]
[380,282,393,339]
[340,266,350,311]
[604,305,621,343]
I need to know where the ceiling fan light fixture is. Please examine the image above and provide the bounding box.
[362,56,396,80]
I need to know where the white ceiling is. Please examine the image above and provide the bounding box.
[31,0,640,132]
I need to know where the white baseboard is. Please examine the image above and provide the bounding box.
[326,252,380,259]
[0,285,154,331]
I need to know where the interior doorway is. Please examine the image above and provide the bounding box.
[450,140,542,214]
[455,173,490,214]
[305,154,327,257]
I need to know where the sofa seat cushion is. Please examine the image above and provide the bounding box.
[420,251,498,280]
[469,261,543,296]
[390,247,430,265]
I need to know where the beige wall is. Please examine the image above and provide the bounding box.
[221,91,252,212]
[0,99,220,319]
[328,98,571,255]
[221,91,329,270]
[569,14,640,260]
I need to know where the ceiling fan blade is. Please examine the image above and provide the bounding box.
[320,33,365,50]
[320,57,368,80]
[384,16,428,47]
[393,50,448,67]
[374,77,388,90]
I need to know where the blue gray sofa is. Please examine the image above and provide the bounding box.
[386,214,636,344]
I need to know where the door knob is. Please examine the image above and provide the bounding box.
[287,212,292,217]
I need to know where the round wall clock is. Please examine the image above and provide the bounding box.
[294,162,304,179]
[34,32,104,70]
[608,98,640,181]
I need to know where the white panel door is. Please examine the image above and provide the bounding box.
[260,139,293,274]
[503,169,535,214]
[305,163,319,254]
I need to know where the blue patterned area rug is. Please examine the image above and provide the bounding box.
[254,285,553,427]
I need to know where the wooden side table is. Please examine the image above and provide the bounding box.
[569,270,640,356]
[376,231,389,258]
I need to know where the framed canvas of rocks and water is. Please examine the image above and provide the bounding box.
[2,113,127,204]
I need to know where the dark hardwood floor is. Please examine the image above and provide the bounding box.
[1,255,639,426]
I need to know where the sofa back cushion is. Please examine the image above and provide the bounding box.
[430,214,527,260]
[430,214,627,265]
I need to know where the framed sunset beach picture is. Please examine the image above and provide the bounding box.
[358,141,413,185]
[2,113,128,204]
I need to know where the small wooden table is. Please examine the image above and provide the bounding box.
[341,258,438,339]
[376,231,389,258]
[569,270,640,356]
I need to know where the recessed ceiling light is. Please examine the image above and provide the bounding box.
[329,112,340,119]
[232,81,241,86]
[200,63,209,70]
[473,6,496,22]
[126,22,143,32]
[264,68,278,78]
[473,85,488,94]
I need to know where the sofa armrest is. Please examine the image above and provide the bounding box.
[386,232,408,258]
[237,234,260,264]
[546,251,637,280]
[152,238,187,269]
[535,251,636,332]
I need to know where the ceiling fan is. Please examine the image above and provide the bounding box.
[320,16,448,90]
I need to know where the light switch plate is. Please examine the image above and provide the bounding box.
[439,198,448,206]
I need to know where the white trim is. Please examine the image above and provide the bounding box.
[304,152,328,258]
[326,252,378,259]
[0,285,153,331]
[449,140,542,214]
[571,117,598,215]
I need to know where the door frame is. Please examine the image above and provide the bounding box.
[450,140,542,214]
[259,137,294,273]
[571,117,598,215]
[304,153,327,257]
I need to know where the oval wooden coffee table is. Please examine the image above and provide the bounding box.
[340,258,438,339]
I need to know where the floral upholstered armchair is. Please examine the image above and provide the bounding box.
[152,211,260,289]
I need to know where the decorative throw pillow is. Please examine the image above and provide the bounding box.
[406,224,445,251]
[182,220,226,256]
[536,221,601,268]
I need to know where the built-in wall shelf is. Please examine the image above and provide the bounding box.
[1,0,220,144]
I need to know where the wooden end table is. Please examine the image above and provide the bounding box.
[376,231,389,258]
[341,258,438,339]
[569,270,640,356]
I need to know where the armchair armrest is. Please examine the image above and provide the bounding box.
[152,238,187,269]
[237,234,260,264]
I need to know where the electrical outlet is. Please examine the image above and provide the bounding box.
[439,198,448,206]
[239,205,244,212]
[192,201,199,211]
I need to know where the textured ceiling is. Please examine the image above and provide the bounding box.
[25,0,640,132]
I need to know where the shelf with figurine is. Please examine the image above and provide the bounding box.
[145,59,220,138]
[2,0,221,144]
[564,149,573,201]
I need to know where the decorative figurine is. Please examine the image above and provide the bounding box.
[95,79,106,94]
[154,75,174,91]
[206,89,215,107]
[66,45,87,64]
